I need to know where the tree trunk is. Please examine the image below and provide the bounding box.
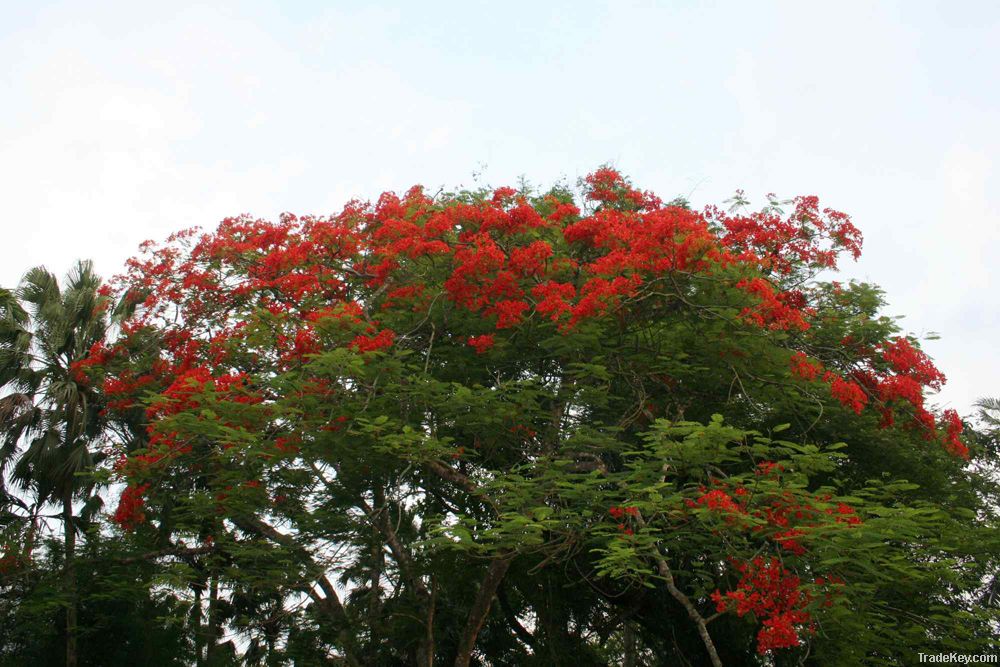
[193,583,205,667]
[368,486,386,660]
[415,575,437,667]
[538,574,569,666]
[623,621,636,667]
[206,572,220,663]
[454,556,513,667]
[62,493,78,667]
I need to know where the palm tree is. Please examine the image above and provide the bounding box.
[973,397,1000,611]
[977,397,1000,430]
[0,261,109,667]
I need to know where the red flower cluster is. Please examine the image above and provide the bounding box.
[608,505,639,519]
[94,167,870,387]
[757,493,861,555]
[785,337,963,457]
[69,341,114,385]
[145,368,215,419]
[709,195,862,276]
[735,278,810,331]
[686,488,745,513]
[113,483,150,530]
[828,375,869,415]
[712,557,814,654]
[274,435,300,454]
[789,352,823,381]
[467,334,495,354]
[608,506,639,536]
[350,328,396,353]
[940,409,967,458]
[881,337,945,388]
[685,478,862,557]
[756,461,784,477]
[583,167,661,210]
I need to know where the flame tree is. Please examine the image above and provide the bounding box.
[9,168,997,665]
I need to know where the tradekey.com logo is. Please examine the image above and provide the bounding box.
[918,655,997,664]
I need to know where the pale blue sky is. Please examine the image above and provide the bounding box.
[1,1,997,413]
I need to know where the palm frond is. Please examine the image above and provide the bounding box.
[975,397,1000,428]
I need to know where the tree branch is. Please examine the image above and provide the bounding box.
[232,515,362,667]
[497,583,537,650]
[636,512,722,667]
[424,459,500,515]
[113,544,216,565]
[357,497,430,601]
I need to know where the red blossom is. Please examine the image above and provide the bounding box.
[690,489,744,513]
[829,376,868,414]
[756,461,784,477]
[467,334,495,354]
[712,557,814,654]
[488,300,530,329]
[113,484,150,530]
[350,329,396,353]
[735,278,810,331]
[531,281,576,321]
[508,240,553,276]
[940,409,968,458]
[609,505,639,521]
[881,337,945,389]
[789,352,823,381]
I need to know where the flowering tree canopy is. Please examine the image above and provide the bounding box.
[4,168,997,665]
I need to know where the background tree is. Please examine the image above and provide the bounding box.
[0,262,110,667]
